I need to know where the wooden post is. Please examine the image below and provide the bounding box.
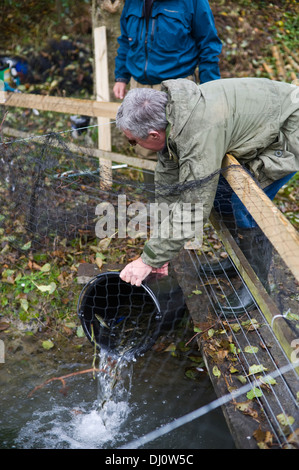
[94,26,113,188]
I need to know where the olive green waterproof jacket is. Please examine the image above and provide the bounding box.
[141,78,299,267]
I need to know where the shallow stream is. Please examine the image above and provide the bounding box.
[0,328,235,449]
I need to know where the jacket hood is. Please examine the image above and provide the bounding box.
[161,79,202,139]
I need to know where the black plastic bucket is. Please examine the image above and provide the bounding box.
[77,271,186,360]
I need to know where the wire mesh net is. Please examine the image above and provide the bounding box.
[0,120,298,449]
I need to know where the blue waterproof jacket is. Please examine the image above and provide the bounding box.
[115,0,222,85]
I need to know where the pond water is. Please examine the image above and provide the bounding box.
[0,330,235,450]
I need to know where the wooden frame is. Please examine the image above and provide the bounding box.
[222,154,299,283]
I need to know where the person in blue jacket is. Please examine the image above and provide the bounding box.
[113,0,222,100]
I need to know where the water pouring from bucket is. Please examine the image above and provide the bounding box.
[77,270,186,361]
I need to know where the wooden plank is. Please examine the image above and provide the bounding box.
[94,26,112,189]
[281,44,299,69]
[2,126,156,172]
[172,250,299,449]
[209,208,299,376]
[0,91,119,119]
[222,154,299,282]
[272,45,287,81]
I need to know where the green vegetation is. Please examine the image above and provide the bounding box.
[0,0,298,335]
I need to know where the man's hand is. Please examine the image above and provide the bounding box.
[120,257,153,286]
[113,82,127,100]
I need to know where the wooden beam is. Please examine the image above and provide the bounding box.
[172,250,299,448]
[94,26,112,189]
[0,91,119,119]
[222,154,299,282]
[210,208,299,376]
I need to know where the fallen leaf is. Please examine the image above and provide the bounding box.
[212,366,221,378]
[164,343,176,352]
[235,400,259,420]
[287,428,299,446]
[33,281,56,294]
[277,413,295,428]
[95,256,103,269]
[42,339,54,350]
[20,298,29,312]
[76,325,85,338]
[248,364,268,375]
[247,387,263,400]
[40,263,51,273]
[253,428,273,448]
[0,322,10,331]
[192,289,202,295]
[244,345,259,354]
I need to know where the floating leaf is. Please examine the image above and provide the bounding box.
[244,345,259,354]
[189,355,205,365]
[42,339,54,350]
[185,367,203,381]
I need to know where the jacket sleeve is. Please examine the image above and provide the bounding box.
[193,0,222,83]
[114,6,131,83]
[141,127,227,268]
